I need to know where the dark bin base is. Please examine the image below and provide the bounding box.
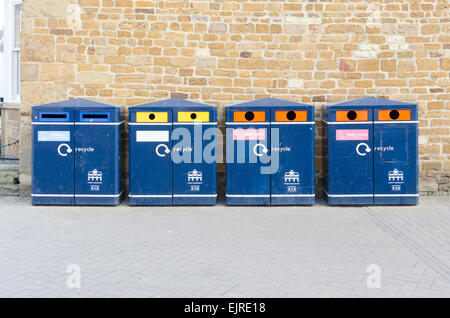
[32,196,74,205]
[374,195,419,205]
[226,196,270,206]
[326,195,373,205]
[75,196,121,206]
[173,196,217,206]
[32,195,122,206]
[128,196,217,206]
[128,196,172,206]
[271,196,315,205]
[326,194,419,205]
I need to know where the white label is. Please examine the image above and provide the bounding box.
[136,130,169,142]
[38,131,70,142]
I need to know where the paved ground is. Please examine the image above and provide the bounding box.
[0,196,449,298]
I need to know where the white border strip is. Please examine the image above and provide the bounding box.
[32,122,73,125]
[129,194,172,198]
[271,194,315,197]
[75,191,123,198]
[327,193,373,198]
[31,193,73,197]
[226,122,270,126]
[324,120,418,125]
[75,121,125,126]
[173,122,217,125]
[374,194,419,197]
[173,194,217,197]
[32,192,123,198]
[323,121,372,125]
[325,192,418,198]
[374,121,418,124]
[271,122,315,125]
[129,122,172,126]
[226,194,270,198]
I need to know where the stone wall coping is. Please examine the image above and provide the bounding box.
[0,103,21,110]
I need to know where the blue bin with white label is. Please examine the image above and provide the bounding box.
[226,98,315,205]
[32,99,124,205]
[325,97,418,205]
[128,98,217,205]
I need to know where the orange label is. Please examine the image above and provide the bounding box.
[378,110,411,121]
[233,111,266,122]
[275,111,307,122]
[336,110,368,122]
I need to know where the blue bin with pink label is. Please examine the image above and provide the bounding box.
[226,98,315,205]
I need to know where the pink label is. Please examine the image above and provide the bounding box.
[336,129,369,141]
[233,128,266,140]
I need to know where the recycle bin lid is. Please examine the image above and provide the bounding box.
[227,98,313,109]
[129,98,216,109]
[327,97,416,109]
[32,98,122,111]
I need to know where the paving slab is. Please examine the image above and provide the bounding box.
[0,196,449,297]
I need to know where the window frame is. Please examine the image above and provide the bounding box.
[3,0,23,103]
[10,0,22,102]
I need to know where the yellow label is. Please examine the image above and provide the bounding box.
[177,111,210,122]
[136,112,168,123]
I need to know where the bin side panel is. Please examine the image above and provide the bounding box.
[225,119,271,206]
[128,123,173,206]
[373,123,419,205]
[327,121,374,205]
[270,124,315,205]
[74,124,121,205]
[31,120,75,205]
[172,122,217,205]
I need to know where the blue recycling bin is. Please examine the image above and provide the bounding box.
[226,98,315,205]
[31,98,124,205]
[128,98,217,205]
[325,97,418,205]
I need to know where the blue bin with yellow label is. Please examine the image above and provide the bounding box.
[226,98,315,205]
[325,97,418,205]
[31,99,124,205]
[128,98,217,205]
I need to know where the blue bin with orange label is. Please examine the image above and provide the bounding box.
[324,97,418,205]
[226,98,315,205]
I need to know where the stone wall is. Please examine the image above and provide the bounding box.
[0,103,20,159]
[19,0,449,195]
[0,160,19,196]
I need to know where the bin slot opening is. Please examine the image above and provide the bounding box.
[38,112,70,122]
[245,111,254,121]
[42,114,67,119]
[82,114,108,119]
[378,109,411,121]
[80,112,111,122]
